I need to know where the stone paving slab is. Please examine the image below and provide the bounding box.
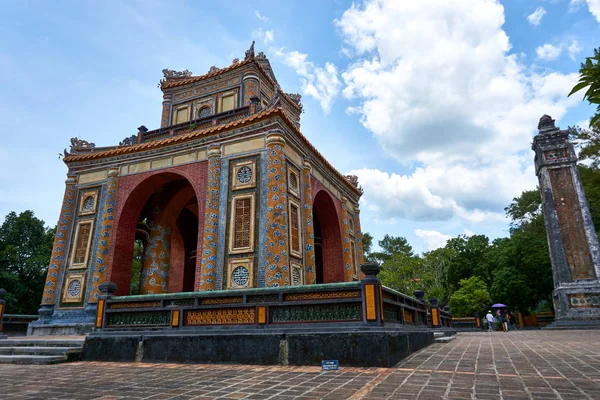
[2,331,600,399]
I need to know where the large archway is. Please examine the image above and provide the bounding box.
[108,171,202,296]
[312,190,344,283]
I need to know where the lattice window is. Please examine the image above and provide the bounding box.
[234,198,251,250]
[289,171,298,192]
[199,107,211,118]
[290,203,300,254]
[348,217,354,234]
[73,222,92,265]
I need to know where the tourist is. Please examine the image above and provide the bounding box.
[485,310,494,332]
[500,309,509,332]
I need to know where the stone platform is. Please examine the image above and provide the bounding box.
[4,331,600,399]
[84,328,435,367]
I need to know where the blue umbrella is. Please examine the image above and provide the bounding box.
[491,303,507,308]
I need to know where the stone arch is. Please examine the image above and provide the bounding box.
[108,169,203,296]
[312,189,345,283]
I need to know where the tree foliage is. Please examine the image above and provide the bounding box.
[361,232,374,261]
[0,211,54,315]
[569,125,600,168]
[448,276,491,317]
[569,47,600,127]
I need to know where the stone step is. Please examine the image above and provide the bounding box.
[0,347,82,356]
[0,339,84,348]
[435,335,456,343]
[0,355,67,365]
[433,332,445,338]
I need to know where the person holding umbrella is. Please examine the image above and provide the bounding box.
[492,304,509,332]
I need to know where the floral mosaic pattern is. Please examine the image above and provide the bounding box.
[355,210,365,276]
[243,78,259,106]
[140,222,172,294]
[88,174,118,301]
[263,136,290,287]
[303,163,316,284]
[41,179,76,305]
[342,201,354,281]
[198,150,221,291]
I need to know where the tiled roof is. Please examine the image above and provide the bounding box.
[63,108,361,196]
[160,58,302,112]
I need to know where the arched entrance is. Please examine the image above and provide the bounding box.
[109,172,201,296]
[312,190,344,283]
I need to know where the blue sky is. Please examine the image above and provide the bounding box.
[1,0,599,253]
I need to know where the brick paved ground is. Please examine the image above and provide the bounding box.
[3,331,600,399]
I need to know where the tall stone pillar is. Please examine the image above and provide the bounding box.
[302,158,317,284]
[197,145,222,291]
[355,207,365,278]
[89,167,120,301]
[139,222,172,294]
[264,131,290,287]
[341,196,355,282]
[38,174,77,318]
[533,115,600,326]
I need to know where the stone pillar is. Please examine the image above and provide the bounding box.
[197,145,222,291]
[533,115,600,326]
[355,207,365,279]
[161,93,171,128]
[139,221,172,294]
[264,131,290,287]
[39,174,77,317]
[361,262,383,325]
[302,159,317,285]
[243,74,260,107]
[88,168,119,302]
[341,196,355,282]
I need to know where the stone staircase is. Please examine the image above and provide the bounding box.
[434,331,456,343]
[0,337,85,364]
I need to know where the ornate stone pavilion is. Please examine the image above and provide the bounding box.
[32,43,365,333]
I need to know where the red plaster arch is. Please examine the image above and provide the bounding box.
[107,166,206,296]
[312,188,345,283]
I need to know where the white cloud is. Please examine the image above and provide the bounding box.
[527,7,546,26]
[254,10,270,23]
[252,28,275,46]
[536,43,562,60]
[335,0,579,225]
[415,229,452,251]
[275,49,341,113]
[568,39,582,60]
[264,30,274,45]
[571,0,600,22]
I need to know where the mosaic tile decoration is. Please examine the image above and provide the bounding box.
[184,308,256,325]
[199,147,222,291]
[42,177,76,305]
[355,209,365,275]
[89,171,119,301]
[302,161,316,284]
[140,222,172,294]
[263,133,290,287]
[341,198,355,282]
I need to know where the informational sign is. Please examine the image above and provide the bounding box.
[322,360,339,371]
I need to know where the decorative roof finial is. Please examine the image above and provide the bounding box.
[538,114,557,132]
[245,41,255,60]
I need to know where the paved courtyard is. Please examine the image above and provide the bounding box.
[3,330,600,399]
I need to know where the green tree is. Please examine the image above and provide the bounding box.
[569,125,600,167]
[370,234,413,264]
[569,47,600,127]
[446,234,491,287]
[0,211,55,315]
[378,252,423,295]
[449,276,491,318]
[361,232,374,261]
[421,247,455,305]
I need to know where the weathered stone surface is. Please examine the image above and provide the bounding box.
[532,115,600,323]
